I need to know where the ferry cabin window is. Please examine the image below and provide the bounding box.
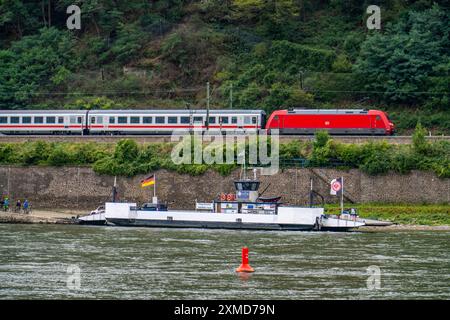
[180,116,190,124]
[109,117,115,124]
[220,117,229,124]
[208,117,216,124]
[11,117,20,124]
[236,182,259,191]
[34,117,44,124]
[156,116,165,124]
[231,117,237,124]
[58,117,64,124]
[143,117,152,124]
[130,117,140,124]
[23,117,32,124]
[46,116,56,124]
[0,117,7,124]
[118,117,128,124]
[168,117,178,124]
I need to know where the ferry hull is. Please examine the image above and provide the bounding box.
[107,218,314,231]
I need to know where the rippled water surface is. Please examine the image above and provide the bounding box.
[0,224,449,299]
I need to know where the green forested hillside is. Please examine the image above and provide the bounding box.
[0,1,449,133]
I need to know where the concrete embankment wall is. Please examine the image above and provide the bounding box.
[0,166,448,210]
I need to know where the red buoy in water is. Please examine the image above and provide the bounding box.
[236,247,254,273]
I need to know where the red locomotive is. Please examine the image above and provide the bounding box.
[265,109,395,135]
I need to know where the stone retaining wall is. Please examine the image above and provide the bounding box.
[0,166,448,210]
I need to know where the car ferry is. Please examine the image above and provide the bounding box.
[102,178,364,232]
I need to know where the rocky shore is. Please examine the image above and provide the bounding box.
[0,209,85,225]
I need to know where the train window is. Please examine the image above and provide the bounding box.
[46,117,56,124]
[220,117,229,124]
[156,117,165,124]
[11,117,20,124]
[130,117,140,124]
[34,117,44,124]
[97,117,103,124]
[70,117,76,124]
[118,117,128,124]
[193,117,203,123]
[168,117,178,124]
[77,117,83,124]
[91,117,96,124]
[143,117,152,124]
[180,117,190,124]
[23,117,31,124]
[252,117,257,124]
[58,117,64,124]
[231,117,237,124]
[109,117,115,124]
[244,116,251,125]
[208,117,216,124]
[0,117,7,124]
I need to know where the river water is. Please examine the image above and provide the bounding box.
[0,224,448,299]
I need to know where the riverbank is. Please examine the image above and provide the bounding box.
[0,209,85,225]
[0,209,449,231]
[325,203,450,226]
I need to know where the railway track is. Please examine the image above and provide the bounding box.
[0,134,448,144]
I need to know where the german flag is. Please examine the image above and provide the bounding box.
[141,175,155,188]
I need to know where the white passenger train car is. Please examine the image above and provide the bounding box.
[0,109,265,135]
[0,110,87,135]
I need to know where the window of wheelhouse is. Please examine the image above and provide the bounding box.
[234,181,260,191]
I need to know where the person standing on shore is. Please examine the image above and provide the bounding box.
[23,199,29,214]
[16,199,21,213]
[3,197,9,212]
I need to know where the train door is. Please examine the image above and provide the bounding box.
[237,115,244,129]
[370,115,378,135]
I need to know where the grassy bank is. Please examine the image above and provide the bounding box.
[0,127,449,178]
[325,204,450,226]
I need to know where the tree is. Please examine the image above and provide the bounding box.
[354,4,449,105]
[0,27,76,109]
